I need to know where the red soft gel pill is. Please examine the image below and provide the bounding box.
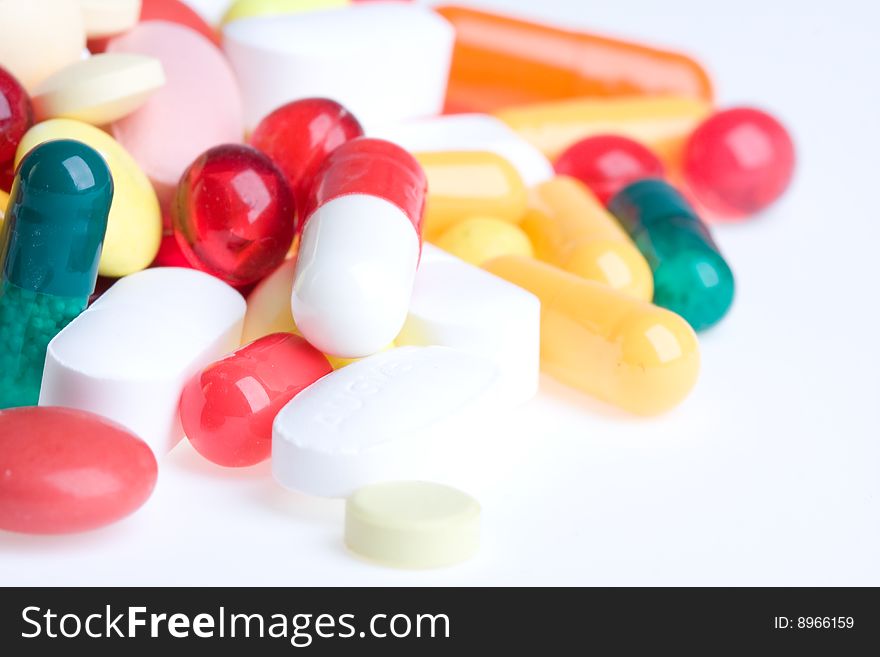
[0,66,33,167]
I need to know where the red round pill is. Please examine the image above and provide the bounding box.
[554,135,665,205]
[683,107,795,219]
[0,407,158,535]
[173,144,296,287]
[0,66,34,167]
[180,333,332,467]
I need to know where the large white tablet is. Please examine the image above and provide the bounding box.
[272,346,500,498]
[40,268,246,455]
[222,3,454,131]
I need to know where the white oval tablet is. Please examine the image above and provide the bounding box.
[346,481,480,569]
[272,346,500,498]
[79,0,142,38]
[40,268,246,455]
[222,3,453,131]
[33,53,165,124]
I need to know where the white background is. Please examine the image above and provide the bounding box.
[1,0,878,586]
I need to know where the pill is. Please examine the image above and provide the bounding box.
[0,141,112,410]
[173,144,296,287]
[370,113,553,187]
[0,67,34,168]
[107,21,243,205]
[0,0,86,91]
[222,0,348,25]
[436,5,713,113]
[555,135,666,205]
[40,268,246,454]
[250,98,364,221]
[79,0,142,38]
[496,97,711,171]
[609,179,735,331]
[272,346,500,498]
[0,190,8,225]
[241,258,297,344]
[416,151,528,241]
[16,119,162,277]
[32,53,165,125]
[434,216,534,266]
[397,244,540,406]
[293,138,426,358]
[484,256,699,415]
[683,107,796,219]
[521,176,653,301]
[345,481,480,569]
[0,407,157,535]
[181,333,332,467]
[223,2,454,131]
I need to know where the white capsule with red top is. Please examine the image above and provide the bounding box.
[292,137,427,359]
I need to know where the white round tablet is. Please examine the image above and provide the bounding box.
[345,481,480,569]
[32,53,165,125]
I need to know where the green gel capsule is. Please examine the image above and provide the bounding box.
[608,178,734,331]
[0,139,112,408]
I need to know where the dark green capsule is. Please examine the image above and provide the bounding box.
[608,178,734,332]
[0,139,113,408]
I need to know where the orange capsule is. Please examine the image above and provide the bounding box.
[436,5,713,113]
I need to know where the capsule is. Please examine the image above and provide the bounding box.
[293,137,427,358]
[495,96,711,165]
[483,256,699,415]
[415,151,527,241]
[608,179,735,331]
[0,140,113,408]
[521,176,653,301]
[437,5,713,113]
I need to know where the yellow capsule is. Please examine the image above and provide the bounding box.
[521,176,653,301]
[221,0,349,26]
[0,189,9,227]
[415,151,528,241]
[483,256,699,415]
[15,119,161,278]
[495,96,711,166]
[433,215,533,266]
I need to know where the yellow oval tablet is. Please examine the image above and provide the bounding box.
[434,215,533,266]
[222,0,349,25]
[16,119,161,277]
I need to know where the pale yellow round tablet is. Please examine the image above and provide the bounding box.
[433,215,534,266]
[79,0,142,38]
[33,53,165,125]
[345,482,480,569]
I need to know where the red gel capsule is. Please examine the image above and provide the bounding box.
[180,333,332,467]
[173,144,296,287]
[250,98,364,222]
[0,407,158,535]
[682,107,795,219]
[555,135,666,206]
[0,66,34,167]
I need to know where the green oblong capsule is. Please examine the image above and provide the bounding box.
[0,139,113,408]
[608,178,734,331]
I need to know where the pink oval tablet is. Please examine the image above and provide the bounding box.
[108,21,243,206]
[0,407,158,535]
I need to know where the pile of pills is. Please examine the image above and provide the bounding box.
[0,0,795,570]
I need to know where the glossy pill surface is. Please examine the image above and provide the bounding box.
[0,67,33,167]
[0,406,157,534]
[181,332,332,467]
[609,178,734,331]
[173,144,296,287]
[434,216,533,266]
[484,256,700,415]
[683,107,795,219]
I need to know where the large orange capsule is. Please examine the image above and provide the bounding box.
[436,5,713,113]
[483,256,699,415]
[521,176,653,301]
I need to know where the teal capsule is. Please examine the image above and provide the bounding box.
[0,139,113,408]
[608,178,734,331]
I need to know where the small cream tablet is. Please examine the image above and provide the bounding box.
[345,481,480,569]
[33,53,165,124]
[79,0,142,38]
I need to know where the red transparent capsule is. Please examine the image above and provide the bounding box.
[0,66,34,166]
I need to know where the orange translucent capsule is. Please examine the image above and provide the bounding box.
[483,256,699,415]
[415,151,527,240]
[437,5,713,113]
[521,176,653,301]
